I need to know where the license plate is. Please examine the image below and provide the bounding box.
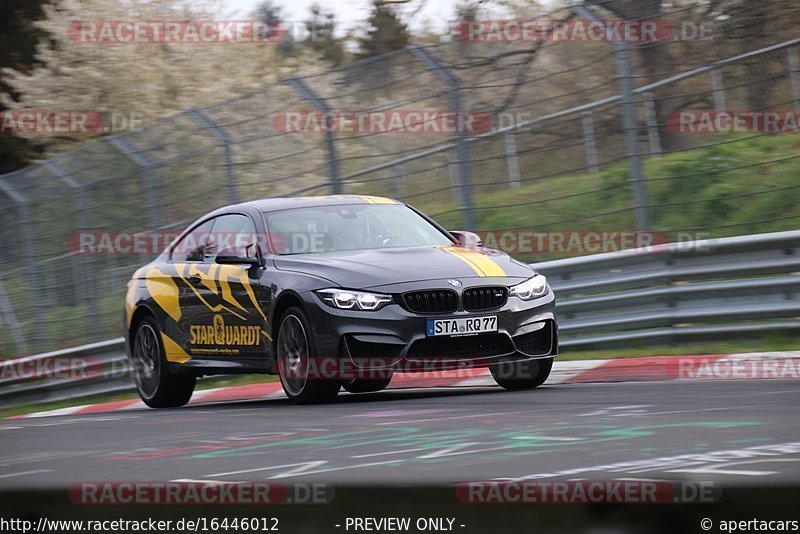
[426,316,498,337]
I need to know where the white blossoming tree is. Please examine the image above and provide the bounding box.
[1,0,326,152]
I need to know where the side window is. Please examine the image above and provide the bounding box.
[208,214,258,262]
[171,219,215,262]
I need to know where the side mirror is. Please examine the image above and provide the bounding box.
[215,245,260,266]
[450,231,483,249]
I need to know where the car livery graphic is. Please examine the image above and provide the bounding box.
[124,195,558,406]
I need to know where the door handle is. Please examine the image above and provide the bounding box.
[188,274,202,284]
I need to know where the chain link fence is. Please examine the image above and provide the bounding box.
[1,2,800,356]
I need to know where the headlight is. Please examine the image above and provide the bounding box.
[317,289,393,311]
[509,275,548,300]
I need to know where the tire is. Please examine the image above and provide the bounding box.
[276,306,341,404]
[490,356,553,391]
[131,316,196,408]
[343,374,393,394]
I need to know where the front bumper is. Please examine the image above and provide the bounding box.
[300,285,558,372]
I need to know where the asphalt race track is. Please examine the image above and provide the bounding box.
[1,379,799,488]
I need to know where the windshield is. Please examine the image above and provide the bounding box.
[264,204,453,255]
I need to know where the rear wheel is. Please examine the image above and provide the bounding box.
[131,316,195,408]
[343,374,393,394]
[490,357,553,391]
[276,307,341,404]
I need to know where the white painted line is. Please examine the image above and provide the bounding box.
[207,461,329,478]
[549,359,610,384]
[352,448,427,459]
[171,478,245,485]
[27,415,140,428]
[19,406,88,418]
[119,400,147,411]
[376,410,527,426]
[0,469,53,479]
[666,458,800,476]
[187,389,222,403]
[495,442,800,482]
[453,376,495,387]
[266,460,406,480]
[510,435,584,442]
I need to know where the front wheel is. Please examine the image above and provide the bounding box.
[131,316,196,408]
[490,357,553,391]
[276,307,341,404]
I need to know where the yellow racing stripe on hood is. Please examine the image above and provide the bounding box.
[440,246,506,277]
[357,195,397,204]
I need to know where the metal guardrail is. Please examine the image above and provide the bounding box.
[1,230,799,410]
[537,230,800,348]
[0,338,128,410]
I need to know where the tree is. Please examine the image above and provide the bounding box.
[1,0,326,156]
[0,0,50,173]
[254,0,296,56]
[305,3,345,66]
[357,1,411,59]
[584,0,800,149]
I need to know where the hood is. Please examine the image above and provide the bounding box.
[273,246,534,289]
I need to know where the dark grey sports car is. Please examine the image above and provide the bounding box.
[124,195,557,406]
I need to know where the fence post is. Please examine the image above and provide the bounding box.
[186,109,239,204]
[43,162,101,339]
[788,46,800,112]
[446,148,461,202]
[711,68,727,111]
[283,78,342,195]
[642,92,663,157]
[106,136,160,229]
[392,164,407,199]
[573,4,650,232]
[0,174,42,352]
[580,111,600,174]
[503,132,521,188]
[0,276,27,356]
[407,45,478,230]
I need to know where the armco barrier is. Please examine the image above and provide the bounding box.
[539,230,800,347]
[1,230,798,410]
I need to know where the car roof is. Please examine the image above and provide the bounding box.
[236,195,402,213]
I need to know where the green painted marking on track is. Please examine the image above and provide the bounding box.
[187,421,762,460]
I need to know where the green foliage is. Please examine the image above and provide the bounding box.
[305,3,345,66]
[416,134,800,262]
[0,0,50,172]
[5,133,800,355]
[357,1,410,59]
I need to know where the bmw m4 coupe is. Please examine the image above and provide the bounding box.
[124,195,557,406]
